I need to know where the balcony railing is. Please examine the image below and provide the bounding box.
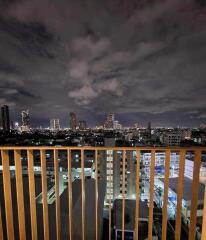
[0,146,205,240]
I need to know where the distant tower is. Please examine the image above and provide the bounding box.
[69,112,77,130]
[79,120,87,130]
[104,113,115,129]
[1,105,10,132]
[21,110,30,131]
[50,119,60,130]
[147,122,151,136]
[10,121,14,130]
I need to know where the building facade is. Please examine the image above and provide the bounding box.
[69,112,77,130]
[50,119,60,131]
[104,113,115,129]
[79,120,87,130]
[21,110,30,131]
[1,105,10,132]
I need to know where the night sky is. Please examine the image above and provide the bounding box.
[0,0,206,127]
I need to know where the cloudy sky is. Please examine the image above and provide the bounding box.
[0,0,206,127]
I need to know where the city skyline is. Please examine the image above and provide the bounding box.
[1,104,206,129]
[0,0,206,127]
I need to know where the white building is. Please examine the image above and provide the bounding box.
[113,120,122,130]
[50,119,60,131]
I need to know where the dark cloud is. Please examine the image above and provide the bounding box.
[0,0,206,127]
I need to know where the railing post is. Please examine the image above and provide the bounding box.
[188,150,202,240]
[108,150,113,240]
[134,150,140,240]
[40,149,50,240]
[68,149,73,240]
[14,150,26,240]
[95,149,99,240]
[1,150,14,240]
[122,150,126,240]
[161,150,171,240]
[81,149,85,240]
[27,150,38,240]
[175,150,186,240]
[148,150,155,240]
[54,149,61,240]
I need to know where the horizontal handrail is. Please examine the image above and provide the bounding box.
[0,146,206,150]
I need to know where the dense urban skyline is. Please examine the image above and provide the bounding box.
[1,105,206,129]
[1,0,206,127]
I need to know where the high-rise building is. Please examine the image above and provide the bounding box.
[108,113,114,122]
[21,110,30,131]
[147,122,151,134]
[10,121,14,130]
[1,105,10,132]
[105,150,114,203]
[113,120,122,130]
[69,112,77,130]
[50,119,60,130]
[104,113,115,129]
[79,120,87,130]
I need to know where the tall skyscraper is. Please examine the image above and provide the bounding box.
[69,112,77,130]
[1,105,10,132]
[104,113,115,129]
[50,119,60,130]
[147,122,151,136]
[79,120,87,130]
[21,110,30,131]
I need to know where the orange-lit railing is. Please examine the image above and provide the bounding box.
[0,147,206,240]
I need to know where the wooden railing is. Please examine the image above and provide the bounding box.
[0,147,205,240]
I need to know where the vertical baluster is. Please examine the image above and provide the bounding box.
[27,150,38,240]
[95,150,99,240]
[40,149,49,240]
[81,149,85,240]
[68,149,73,240]
[161,150,171,240]
[122,150,126,240]
[175,150,186,240]
[188,150,201,240]
[14,150,26,240]
[54,149,61,240]
[1,150,14,240]
[134,150,140,240]
[148,150,155,240]
[108,151,112,240]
